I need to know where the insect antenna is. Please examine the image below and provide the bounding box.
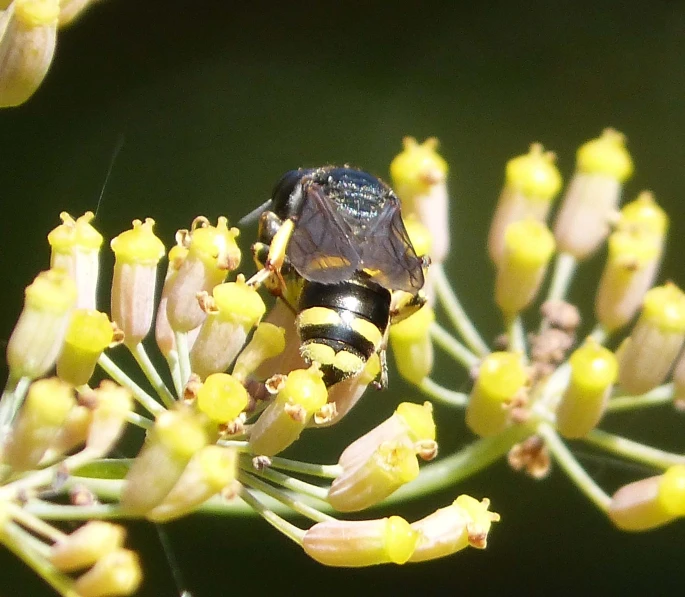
[237,198,272,227]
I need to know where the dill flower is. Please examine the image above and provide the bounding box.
[302,516,419,567]
[488,144,562,265]
[0,0,59,107]
[110,218,166,347]
[248,366,328,456]
[120,408,209,515]
[409,495,500,561]
[609,465,685,531]
[6,268,77,381]
[555,339,617,439]
[390,137,449,264]
[616,283,685,394]
[2,377,74,471]
[48,211,104,310]
[553,129,633,259]
[189,278,266,380]
[164,216,241,333]
[466,352,528,437]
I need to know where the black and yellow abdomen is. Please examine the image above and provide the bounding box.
[296,277,391,387]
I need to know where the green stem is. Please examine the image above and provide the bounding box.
[0,449,99,501]
[166,350,184,398]
[383,424,533,506]
[7,502,66,542]
[545,252,577,303]
[240,471,334,523]
[588,323,608,344]
[130,343,177,407]
[175,331,191,390]
[0,376,30,437]
[583,428,685,470]
[125,411,154,430]
[432,264,489,356]
[430,323,480,369]
[239,486,306,544]
[24,500,124,521]
[63,476,125,502]
[97,353,165,416]
[505,315,527,356]
[217,439,251,452]
[1,522,79,597]
[538,422,611,512]
[267,456,341,479]
[246,463,329,502]
[418,378,467,407]
[605,383,674,412]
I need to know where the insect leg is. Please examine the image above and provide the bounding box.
[246,218,295,290]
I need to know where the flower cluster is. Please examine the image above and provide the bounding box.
[2,128,685,596]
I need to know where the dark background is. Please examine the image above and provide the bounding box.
[1,1,685,595]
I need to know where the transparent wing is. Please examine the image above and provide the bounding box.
[287,183,362,284]
[359,202,425,293]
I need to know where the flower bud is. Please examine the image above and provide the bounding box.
[3,377,75,471]
[85,381,133,457]
[7,268,77,380]
[146,445,237,522]
[249,366,327,456]
[0,0,59,107]
[57,309,113,386]
[328,440,420,512]
[390,305,435,385]
[594,229,661,333]
[48,212,103,310]
[495,220,555,317]
[390,137,449,264]
[165,217,241,332]
[121,409,208,515]
[189,279,266,379]
[488,144,562,265]
[338,401,435,474]
[617,283,685,394]
[73,548,142,597]
[195,373,248,424]
[553,129,633,259]
[409,495,500,561]
[110,218,166,347]
[556,339,617,438]
[303,516,418,567]
[609,465,685,531]
[49,521,125,572]
[231,322,286,382]
[466,352,528,437]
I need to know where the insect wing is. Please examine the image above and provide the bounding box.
[359,202,425,293]
[287,183,361,283]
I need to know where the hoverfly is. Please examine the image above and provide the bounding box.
[242,166,428,388]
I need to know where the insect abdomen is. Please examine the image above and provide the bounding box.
[296,279,390,387]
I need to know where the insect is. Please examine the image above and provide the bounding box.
[242,166,428,388]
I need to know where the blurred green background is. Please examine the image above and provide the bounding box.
[1,1,685,595]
